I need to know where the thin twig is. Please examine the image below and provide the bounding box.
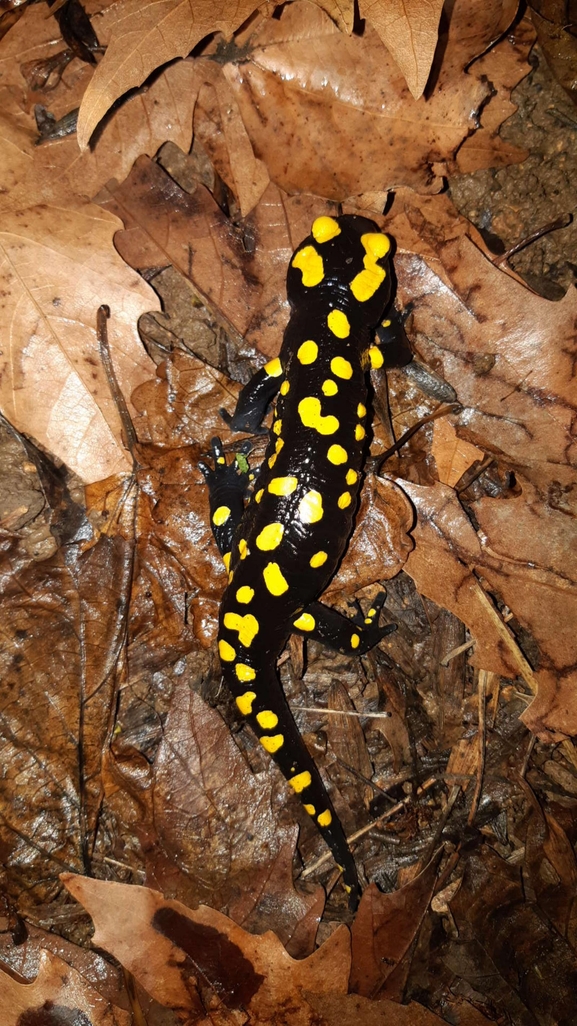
[467,670,487,826]
[440,638,475,667]
[495,213,572,266]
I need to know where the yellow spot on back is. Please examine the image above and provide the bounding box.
[273,419,283,435]
[351,634,360,649]
[223,612,259,647]
[223,551,231,570]
[317,810,332,827]
[235,689,254,714]
[264,357,282,377]
[293,612,316,631]
[256,523,284,551]
[322,379,338,396]
[256,710,279,730]
[268,454,277,468]
[236,690,256,714]
[330,356,353,379]
[292,245,324,287]
[327,444,348,465]
[312,216,341,243]
[355,424,366,441]
[357,403,366,417]
[269,476,298,496]
[212,505,231,526]
[346,469,358,485]
[350,232,390,302]
[280,380,290,395]
[235,664,256,682]
[297,340,318,364]
[263,562,289,596]
[236,586,254,604]
[310,551,327,568]
[298,490,323,524]
[304,804,316,815]
[255,489,264,503]
[276,439,284,456]
[260,734,284,753]
[219,639,236,662]
[367,346,384,369]
[289,770,312,792]
[338,492,352,509]
[327,310,350,338]
[298,397,339,435]
[238,539,248,559]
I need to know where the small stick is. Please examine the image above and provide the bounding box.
[97,305,139,456]
[375,403,461,471]
[294,705,391,719]
[495,213,572,266]
[440,639,475,667]
[467,670,487,826]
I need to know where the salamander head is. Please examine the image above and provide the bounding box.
[286,214,392,326]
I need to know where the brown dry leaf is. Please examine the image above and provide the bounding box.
[360,0,445,99]
[350,858,439,998]
[76,0,270,148]
[0,483,135,910]
[306,991,494,1025]
[218,1,511,200]
[530,2,577,103]
[0,91,158,483]
[0,948,130,1026]
[62,874,350,1022]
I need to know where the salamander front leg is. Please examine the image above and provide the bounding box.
[199,437,250,559]
[292,592,396,655]
[220,356,284,434]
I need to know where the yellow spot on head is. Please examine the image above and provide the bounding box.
[280,379,290,395]
[322,379,338,396]
[338,492,352,509]
[297,340,318,365]
[236,586,254,604]
[367,346,384,370]
[264,357,282,377]
[304,804,316,815]
[310,551,327,568]
[256,710,279,730]
[327,444,348,465]
[238,539,248,559]
[350,232,390,302]
[223,612,259,647]
[330,356,353,379]
[292,245,324,287]
[223,551,231,570]
[312,216,341,243]
[351,634,360,649]
[317,809,332,827]
[298,490,323,524]
[236,690,256,714]
[269,476,298,496]
[293,612,316,631]
[363,232,390,260]
[256,522,284,551]
[357,403,366,417]
[212,505,231,527]
[327,310,350,338]
[346,469,358,485]
[355,424,366,441]
[235,664,256,682]
[273,419,283,435]
[298,396,339,435]
[255,488,264,503]
[263,562,289,596]
[289,770,312,792]
[219,639,236,662]
[260,734,284,753]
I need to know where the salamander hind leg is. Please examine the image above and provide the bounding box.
[292,592,396,655]
[199,437,251,558]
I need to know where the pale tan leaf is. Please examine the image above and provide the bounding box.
[360,0,445,99]
[76,0,269,149]
[431,418,484,487]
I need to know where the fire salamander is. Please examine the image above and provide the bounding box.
[200,214,409,907]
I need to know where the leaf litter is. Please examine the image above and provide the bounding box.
[0,1,576,1023]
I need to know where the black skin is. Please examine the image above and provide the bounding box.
[201,214,410,908]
